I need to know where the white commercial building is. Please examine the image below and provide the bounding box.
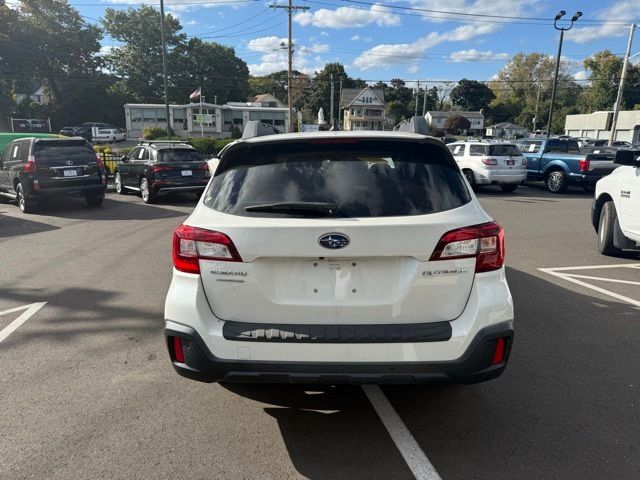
[564,110,640,144]
[123,102,290,139]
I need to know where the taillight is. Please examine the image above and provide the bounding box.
[23,155,37,173]
[481,158,498,166]
[430,221,505,273]
[151,165,172,173]
[579,159,590,172]
[172,225,242,274]
[521,158,527,166]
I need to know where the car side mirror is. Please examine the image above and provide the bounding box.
[121,155,129,163]
[614,149,640,166]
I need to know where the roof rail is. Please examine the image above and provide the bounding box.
[393,116,429,135]
[242,120,281,139]
[137,139,190,146]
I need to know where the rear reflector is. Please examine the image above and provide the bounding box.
[172,225,242,274]
[172,336,185,363]
[430,221,505,273]
[492,337,506,365]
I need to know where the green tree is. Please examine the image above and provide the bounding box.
[174,38,249,105]
[304,63,366,121]
[450,79,496,111]
[443,114,471,133]
[102,6,185,103]
[489,52,581,133]
[578,50,640,112]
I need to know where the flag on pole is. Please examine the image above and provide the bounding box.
[189,87,201,100]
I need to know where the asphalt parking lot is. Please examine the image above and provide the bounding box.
[1,184,638,480]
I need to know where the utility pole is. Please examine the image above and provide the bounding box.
[414,80,420,117]
[546,10,581,138]
[330,74,334,125]
[609,22,637,146]
[339,76,343,127]
[270,1,309,133]
[422,85,427,116]
[533,82,541,131]
[159,0,172,137]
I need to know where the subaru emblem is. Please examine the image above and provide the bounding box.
[318,233,350,250]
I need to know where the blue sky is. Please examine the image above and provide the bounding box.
[73,0,640,83]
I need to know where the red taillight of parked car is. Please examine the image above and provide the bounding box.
[151,165,173,173]
[170,336,185,363]
[172,225,242,274]
[579,159,590,172]
[23,155,37,173]
[481,158,498,166]
[430,221,505,273]
[492,337,506,365]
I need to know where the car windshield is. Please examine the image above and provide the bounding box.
[489,145,521,156]
[33,140,95,164]
[204,140,471,218]
[156,149,203,162]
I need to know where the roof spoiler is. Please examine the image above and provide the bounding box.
[614,149,640,166]
[242,120,281,139]
[138,139,190,146]
[393,116,430,135]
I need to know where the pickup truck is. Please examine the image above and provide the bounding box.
[513,138,616,193]
[592,149,640,256]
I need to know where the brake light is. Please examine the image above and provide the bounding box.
[23,155,37,173]
[481,158,498,166]
[172,225,242,274]
[521,158,527,165]
[579,159,590,172]
[152,165,173,173]
[430,221,505,273]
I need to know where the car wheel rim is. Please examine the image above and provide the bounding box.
[141,180,149,200]
[465,172,473,184]
[548,173,562,191]
[18,191,24,210]
[115,175,121,192]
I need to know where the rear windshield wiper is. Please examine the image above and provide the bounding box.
[244,202,337,217]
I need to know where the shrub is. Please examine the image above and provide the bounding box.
[143,127,166,140]
[231,125,242,139]
[187,137,218,155]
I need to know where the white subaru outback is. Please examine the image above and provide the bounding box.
[164,131,514,385]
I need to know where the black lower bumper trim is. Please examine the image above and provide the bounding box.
[222,319,452,343]
[165,321,514,385]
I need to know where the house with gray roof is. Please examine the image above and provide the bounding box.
[340,87,385,131]
[425,110,485,134]
[486,122,526,138]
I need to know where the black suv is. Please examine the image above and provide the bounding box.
[0,137,107,213]
[114,141,210,204]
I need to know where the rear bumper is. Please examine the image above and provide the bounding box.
[568,172,613,185]
[474,170,526,185]
[165,321,513,385]
[151,180,208,196]
[27,183,106,199]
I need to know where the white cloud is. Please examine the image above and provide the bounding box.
[294,5,401,29]
[351,35,361,41]
[574,70,590,81]
[246,37,328,75]
[98,45,114,57]
[353,23,496,70]
[320,31,329,37]
[448,49,509,62]
[351,35,373,42]
[407,65,420,74]
[568,1,640,43]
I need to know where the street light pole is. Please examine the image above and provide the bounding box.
[546,10,581,139]
[608,22,637,146]
[159,0,172,137]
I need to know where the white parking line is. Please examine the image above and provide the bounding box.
[363,385,443,480]
[539,265,640,308]
[0,302,47,343]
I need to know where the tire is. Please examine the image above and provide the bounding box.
[85,194,104,207]
[545,170,568,193]
[499,184,518,193]
[140,177,157,204]
[16,183,36,213]
[597,201,623,256]
[463,170,476,191]
[115,172,127,195]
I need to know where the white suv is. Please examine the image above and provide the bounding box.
[592,149,640,255]
[164,131,514,385]
[447,141,526,192]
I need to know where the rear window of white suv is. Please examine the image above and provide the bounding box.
[203,140,471,218]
